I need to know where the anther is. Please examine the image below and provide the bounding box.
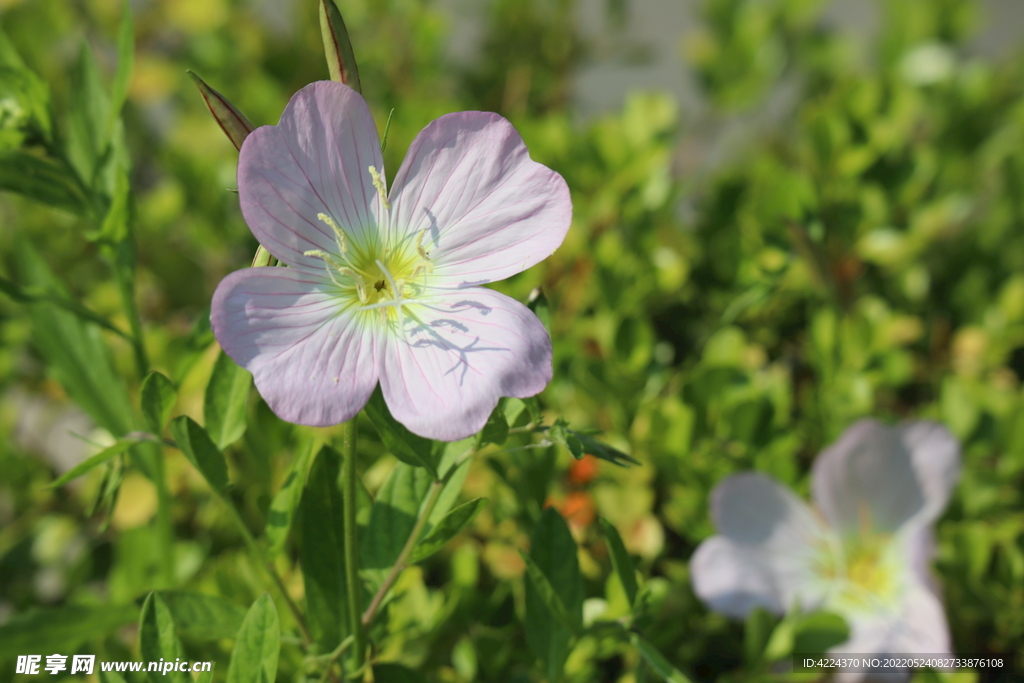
[316,213,348,254]
[368,166,391,211]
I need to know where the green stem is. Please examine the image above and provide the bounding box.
[111,241,149,380]
[221,494,313,646]
[340,420,365,676]
[361,479,444,628]
[150,446,175,587]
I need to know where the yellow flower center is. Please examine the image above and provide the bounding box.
[816,531,903,614]
[302,171,434,326]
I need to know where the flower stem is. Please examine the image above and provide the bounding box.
[341,419,365,675]
[361,479,444,628]
[221,492,312,646]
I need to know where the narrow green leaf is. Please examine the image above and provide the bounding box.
[364,388,438,477]
[524,507,584,682]
[299,445,350,649]
[109,0,134,126]
[0,274,129,340]
[48,435,156,489]
[160,590,247,642]
[13,237,134,435]
[548,418,639,466]
[361,462,432,574]
[0,150,89,215]
[170,416,229,494]
[88,163,130,243]
[319,0,361,92]
[409,497,487,564]
[66,40,110,186]
[600,518,639,608]
[266,439,315,557]
[0,604,136,659]
[139,592,190,683]
[194,668,215,683]
[631,632,692,683]
[226,594,280,683]
[186,70,255,151]
[100,671,128,683]
[204,350,252,450]
[141,371,177,435]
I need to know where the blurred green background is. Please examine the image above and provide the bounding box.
[1,0,1023,681]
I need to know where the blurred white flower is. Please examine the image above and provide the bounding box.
[691,419,961,681]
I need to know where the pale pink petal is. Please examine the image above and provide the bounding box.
[690,537,781,618]
[898,421,961,525]
[708,472,833,610]
[378,287,551,440]
[238,81,385,270]
[387,112,571,287]
[812,420,927,536]
[830,581,950,682]
[211,268,378,427]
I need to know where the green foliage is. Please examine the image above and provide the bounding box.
[2,0,1023,681]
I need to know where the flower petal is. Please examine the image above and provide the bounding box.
[812,420,927,536]
[238,81,384,270]
[378,287,551,440]
[387,111,571,287]
[690,537,781,618]
[699,473,833,613]
[831,580,951,661]
[898,421,961,525]
[211,268,378,427]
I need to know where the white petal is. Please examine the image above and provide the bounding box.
[387,111,571,287]
[813,420,927,535]
[378,287,551,440]
[211,268,379,427]
[690,537,781,618]
[238,81,385,270]
[898,421,961,525]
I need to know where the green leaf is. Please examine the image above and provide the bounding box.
[170,416,229,494]
[204,350,252,450]
[631,632,692,683]
[159,590,247,641]
[226,594,280,683]
[186,70,255,152]
[13,237,133,435]
[374,663,428,683]
[299,445,351,650]
[523,508,583,682]
[194,669,215,683]
[319,0,361,92]
[88,162,130,243]
[792,611,849,655]
[479,403,510,447]
[0,604,136,659]
[361,462,432,575]
[66,40,110,187]
[141,371,177,435]
[100,671,128,683]
[364,388,438,477]
[139,592,189,683]
[0,149,89,215]
[266,439,315,557]
[108,0,133,133]
[527,287,552,333]
[548,417,639,466]
[409,497,487,564]
[48,434,156,489]
[744,606,776,666]
[599,518,638,608]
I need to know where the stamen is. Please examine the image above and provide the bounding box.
[415,229,429,259]
[317,213,348,255]
[368,166,391,211]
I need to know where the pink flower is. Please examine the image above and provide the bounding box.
[211,81,571,440]
[690,420,961,681]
